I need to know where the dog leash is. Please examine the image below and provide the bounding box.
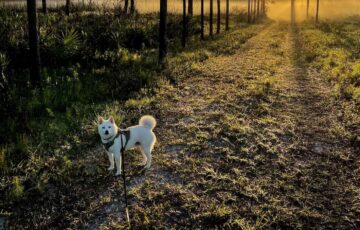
[120,133,131,227]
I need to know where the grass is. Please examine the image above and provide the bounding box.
[0,3,359,229]
[298,16,360,144]
[0,5,267,228]
[299,16,360,101]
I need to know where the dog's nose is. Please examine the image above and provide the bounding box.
[105,130,109,135]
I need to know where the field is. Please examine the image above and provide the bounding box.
[0,0,359,229]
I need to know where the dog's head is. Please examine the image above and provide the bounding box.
[98,116,117,142]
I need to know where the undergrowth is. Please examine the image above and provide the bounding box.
[0,6,262,228]
[299,16,360,145]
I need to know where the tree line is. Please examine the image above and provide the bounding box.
[160,0,268,63]
[39,0,137,15]
[25,0,322,90]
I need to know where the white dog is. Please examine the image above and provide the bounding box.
[98,115,157,176]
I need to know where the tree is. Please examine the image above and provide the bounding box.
[225,0,229,30]
[27,0,42,89]
[256,0,260,18]
[201,0,204,39]
[0,53,11,114]
[188,0,193,16]
[130,0,135,14]
[210,0,213,36]
[315,0,320,22]
[252,0,256,23]
[182,0,186,47]
[216,0,220,34]
[262,0,266,16]
[291,0,295,24]
[306,0,310,18]
[42,0,47,14]
[159,0,167,62]
[124,0,129,13]
[248,0,251,23]
[65,0,70,15]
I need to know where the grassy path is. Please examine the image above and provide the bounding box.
[86,22,359,228]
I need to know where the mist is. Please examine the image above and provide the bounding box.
[2,0,360,20]
[268,0,360,21]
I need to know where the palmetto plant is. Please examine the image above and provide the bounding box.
[0,52,9,88]
[59,28,81,57]
[50,28,82,60]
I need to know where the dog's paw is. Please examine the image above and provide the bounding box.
[108,166,114,171]
[115,171,122,176]
[144,164,151,169]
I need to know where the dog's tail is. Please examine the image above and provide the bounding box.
[139,115,157,130]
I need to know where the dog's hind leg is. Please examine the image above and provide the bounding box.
[106,151,114,171]
[139,146,147,166]
[143,146,152,169]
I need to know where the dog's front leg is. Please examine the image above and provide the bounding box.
[114,153,122,176]
[106,151,114,171]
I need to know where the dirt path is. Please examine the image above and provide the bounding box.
[86,22,359,228]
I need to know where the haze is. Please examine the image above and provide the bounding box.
[3,0,360,21]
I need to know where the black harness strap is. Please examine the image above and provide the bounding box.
[120,130,130,226]
[102,129,130,151]
[102,128,131,225]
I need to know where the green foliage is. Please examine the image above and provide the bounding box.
[9,176,24,200]
[0,5,270,228]
[300,17,360,101]
[0,147,7,172]
[0,52,9,72]
[54,28,82,60]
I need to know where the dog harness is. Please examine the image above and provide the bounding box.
[102,129,130,151]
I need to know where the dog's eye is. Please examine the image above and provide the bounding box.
[102,127,105,129]
[108,126,111,128]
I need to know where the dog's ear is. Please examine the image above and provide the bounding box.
[98,117,104,124]
[109,116,114,124]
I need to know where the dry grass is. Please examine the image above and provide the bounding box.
[2,16,360,229]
